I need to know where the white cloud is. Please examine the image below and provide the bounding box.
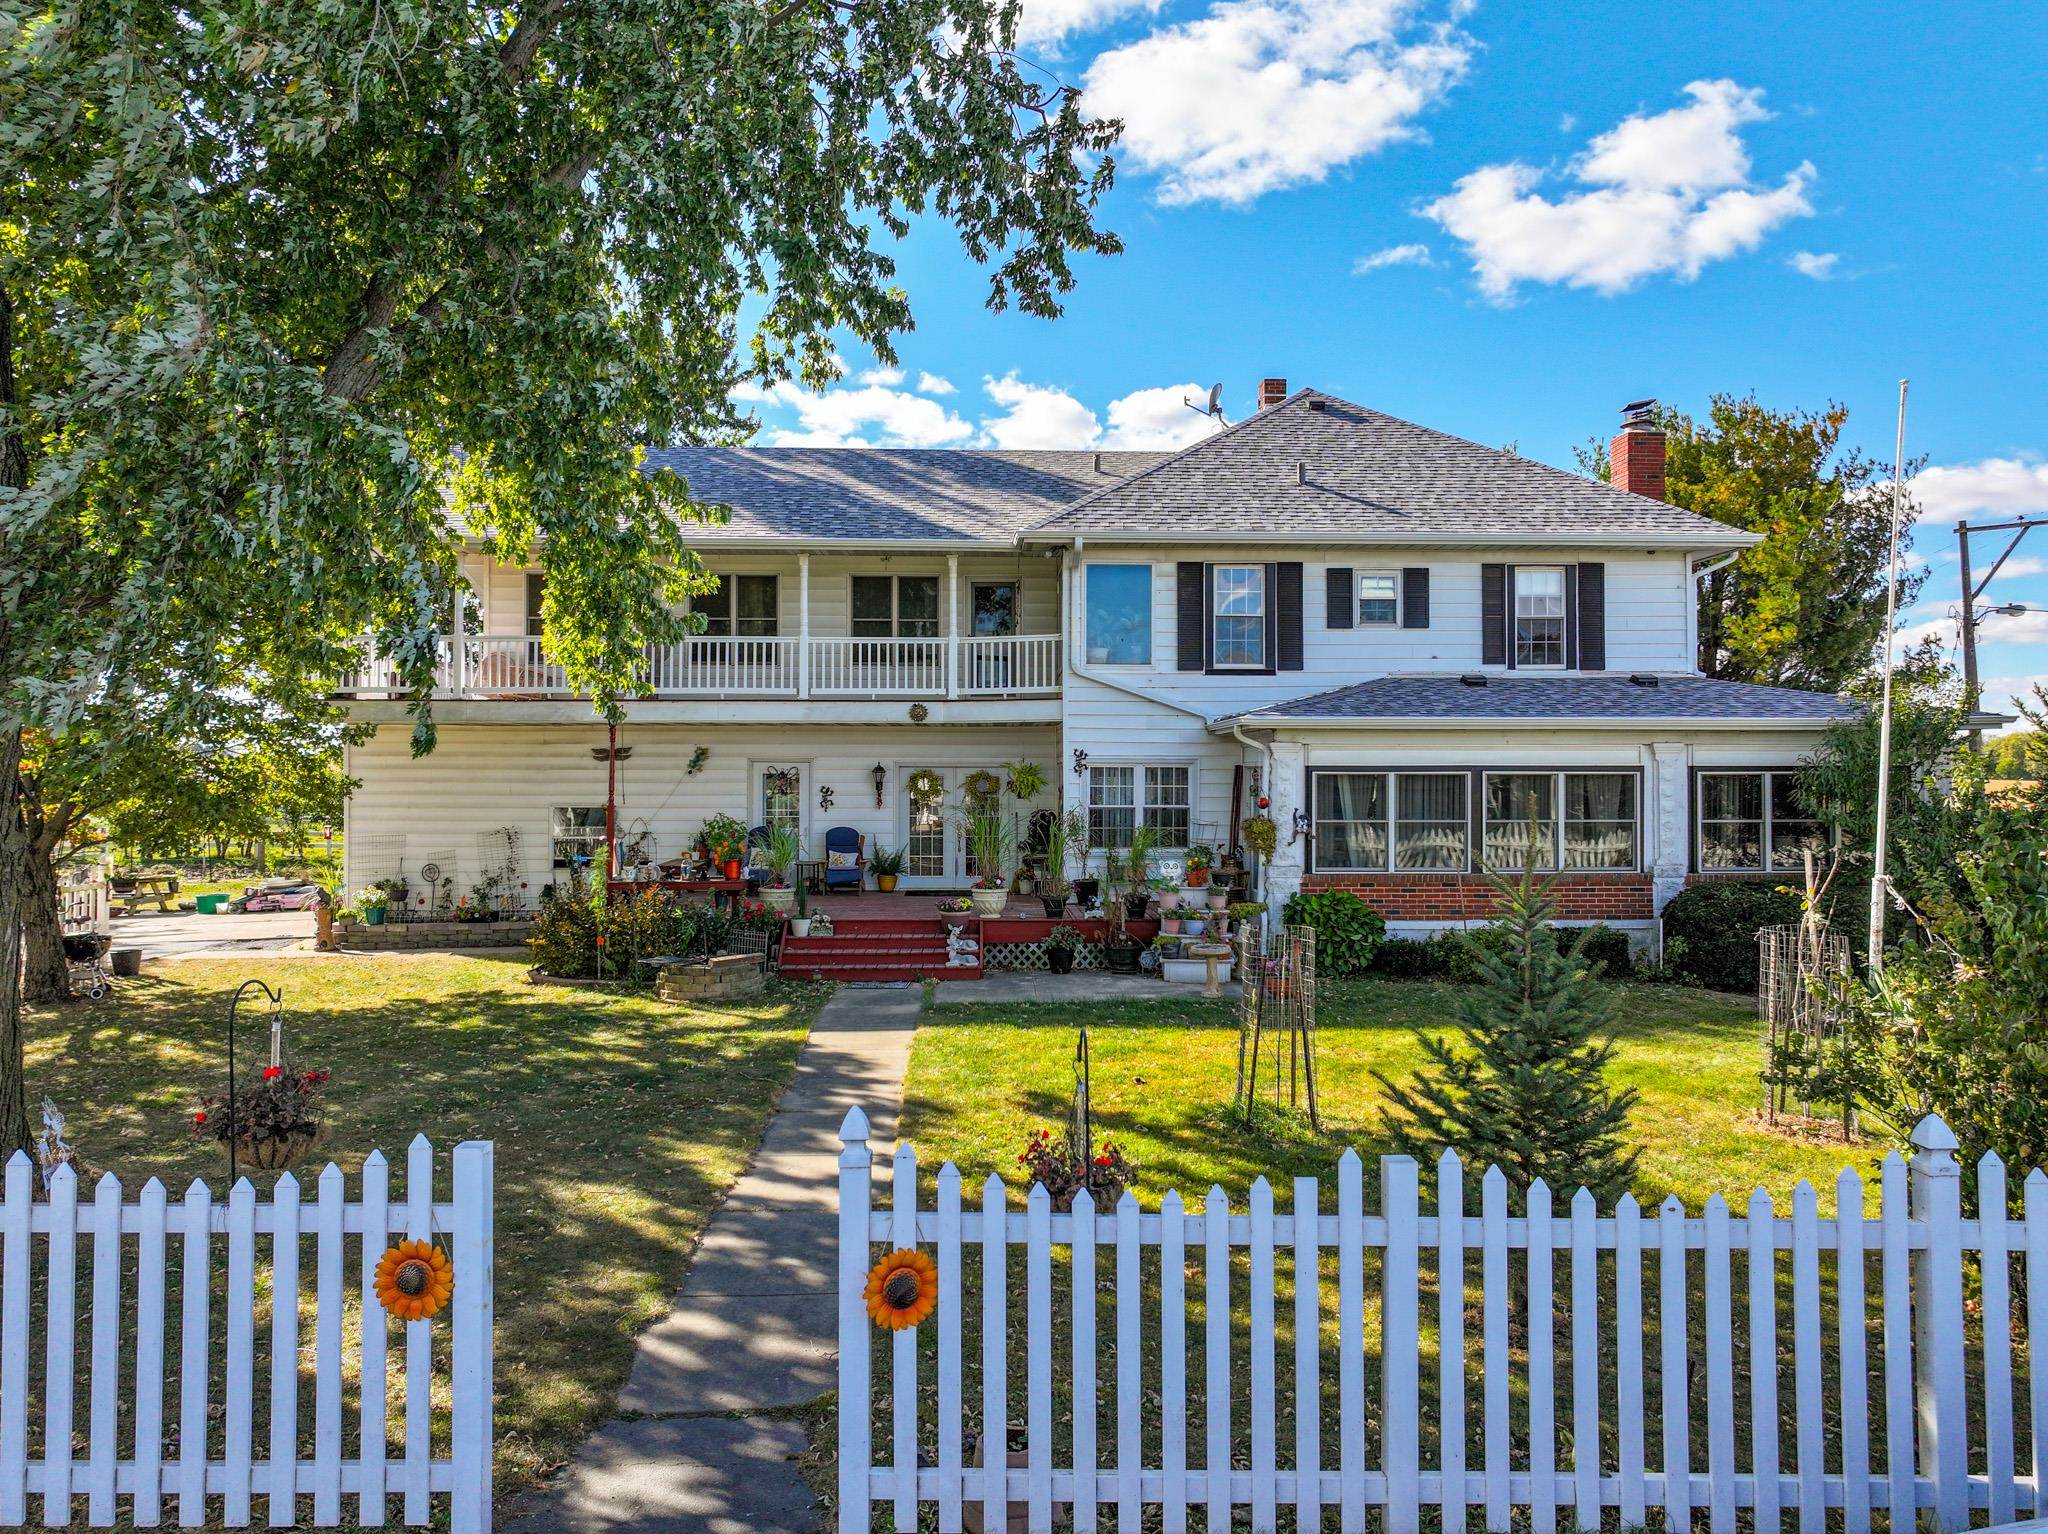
[1018,0,1164,47]
[1353,242,1436,273]
[858,366,906,386]
[1978,612,2048,645]
[1083,0,1469,206]
[1913,456,2048,524]
[1988,556,2048,585]
[1979,675,2047,725]
[1101,384,1228,449]
[979,374,1103,449]
[915,371,957,396]
[747,380,974,448]
[1789,250,1840,280]
[1423,79,1814,301]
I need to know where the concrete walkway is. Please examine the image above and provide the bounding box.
[510,984,922,1534]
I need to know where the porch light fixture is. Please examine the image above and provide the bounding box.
[872,763,887,807]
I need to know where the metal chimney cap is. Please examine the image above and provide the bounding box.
[1620,398,1659,428]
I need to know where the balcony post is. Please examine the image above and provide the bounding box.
[798,553,811,699]
[946,554,959,699]
[450,579,467,694]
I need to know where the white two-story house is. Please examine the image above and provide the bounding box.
[336,381,1857,944]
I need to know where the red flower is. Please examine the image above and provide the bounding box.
[193,1111,207,1125]
[1095,1154,1113,1167]
[262,1065,282,1080]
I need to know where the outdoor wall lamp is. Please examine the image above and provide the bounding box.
[871,763,887,807]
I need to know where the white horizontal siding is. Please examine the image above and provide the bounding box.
[343,722,1057,897]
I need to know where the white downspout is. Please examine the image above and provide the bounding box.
[1229,719,1275,898]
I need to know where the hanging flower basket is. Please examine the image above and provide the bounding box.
[239,1125,331,1171]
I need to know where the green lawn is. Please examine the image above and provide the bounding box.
[25,955,827,1504]
[905,979,1875,1211]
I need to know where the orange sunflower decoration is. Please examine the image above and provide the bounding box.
[863,1248,938,1330]
[374,1240,454,1321]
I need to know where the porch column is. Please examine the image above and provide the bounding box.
[449,574,468,695]
[1264,738,1307,915]
[1649,741,1688,928]
[798,552,811,699]
[945,553,960,699]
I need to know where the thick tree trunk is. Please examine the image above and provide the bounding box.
[0,732,36,1165]
[19,822,69,1005]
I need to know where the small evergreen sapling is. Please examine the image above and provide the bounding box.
[1375,871,1640,1204]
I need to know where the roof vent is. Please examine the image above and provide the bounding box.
[1307,397,1327,412]
[1296,461,1307,485]
[1628,673,1659,687]
[1459,673,1488,688]
[1093,451,1103,473]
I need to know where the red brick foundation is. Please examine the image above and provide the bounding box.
[1299,873,1655,922]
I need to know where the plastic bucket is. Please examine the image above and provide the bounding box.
[194,893,227,915]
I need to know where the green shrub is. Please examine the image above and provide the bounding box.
[527,887,728,980]
[1281,889,1387,976]
[1441,923,1511,983]
[528,889,601,977]
[1368,936,1452,979]
[1555,924,1636,977]
[1660,880,1801,992]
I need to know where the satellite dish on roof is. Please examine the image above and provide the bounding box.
[1182,383,1225,423]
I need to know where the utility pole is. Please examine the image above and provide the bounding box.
[1953,514,2043,748]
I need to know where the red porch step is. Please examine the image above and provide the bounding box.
[778,918,983,982]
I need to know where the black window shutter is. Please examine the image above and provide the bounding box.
[1577,561,1607,671]
[1564,564,1580,670]
[1401,567,1430,629]
[1503,564,1519,669]
[1176,563,1205,671]
[1276,562,1303,670]
[1325,567,1354,629]
[1481,564,1506,665]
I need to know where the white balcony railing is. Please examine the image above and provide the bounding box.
[334,633,1061,702]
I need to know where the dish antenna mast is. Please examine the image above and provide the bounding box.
[1183,384,1225,424]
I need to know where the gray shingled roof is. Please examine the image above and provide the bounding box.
[1230,673,1862,725]
[1023,390,1756,545]
[639,447,1169,542]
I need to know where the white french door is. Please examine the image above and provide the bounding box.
[896,766,1004,889]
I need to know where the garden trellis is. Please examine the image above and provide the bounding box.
[0,1138,494,1531]
[839,1109,2042,1534]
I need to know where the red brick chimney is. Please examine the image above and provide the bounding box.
[1610,398,1666,500]
[1258,377,1289,410]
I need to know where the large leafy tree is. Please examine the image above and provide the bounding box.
[1580,394,1921,689]
[1,0,1120,1156]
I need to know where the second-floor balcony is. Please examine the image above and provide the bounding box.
[335,632,1064,702]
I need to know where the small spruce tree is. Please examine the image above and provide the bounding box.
[1375,871,1640,1203]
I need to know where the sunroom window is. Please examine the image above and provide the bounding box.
[1698,771,1826,871]
[1483,772,1639,871]
[1309,772,1468,871]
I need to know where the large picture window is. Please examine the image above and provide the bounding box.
[1515,567,1567,668]
[697,574,779,636]
[1483,771,1640,871]
[1212,565,1267,668]
[1697,771,1826,871]
[1084,564,1152,665]
[1309,772,1468,872]
[1087,764,1192,848]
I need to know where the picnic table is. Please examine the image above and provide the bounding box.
[110,874,180,914]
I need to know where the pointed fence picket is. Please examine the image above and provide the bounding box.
[839,1110,2048,1534]
[0,1141,492,1532]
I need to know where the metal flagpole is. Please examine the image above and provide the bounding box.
[1867,379,1909,974]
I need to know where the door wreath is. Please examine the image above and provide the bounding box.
[906,768,945,801]
[963,769,1001,805]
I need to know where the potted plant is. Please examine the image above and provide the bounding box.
[760,826,803,913]
[1185,843,1215,888]
[962,805,1014,918]
[1102,923,1141,975]
[702,814,749,879]
[193,1061,332,1172]
[1117,826,1159,921]
[1242,812,1278,862]
[1183,911,1208,938]
[1208,887,1229,913]
[1160,910,1182,935]
[1153,878,1180,913]
[937,895,975,927]
[1043,924,1083,975]
[358,885,389,927]
[868,844,904,893]
[789,882,813,938]
[1038,812,1074,918]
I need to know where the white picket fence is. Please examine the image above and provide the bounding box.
[838,1108,2046,1533]
[0,1137,494,1531]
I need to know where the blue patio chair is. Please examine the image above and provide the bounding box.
[822,827,866,894]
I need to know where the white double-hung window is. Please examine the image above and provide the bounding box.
[1087,765,1192,848]
[1514,567,1567,667]
[1356,572,1400,626]
[1211,565,1266,668]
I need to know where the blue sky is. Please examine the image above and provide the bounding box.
[736,0,2048,722]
